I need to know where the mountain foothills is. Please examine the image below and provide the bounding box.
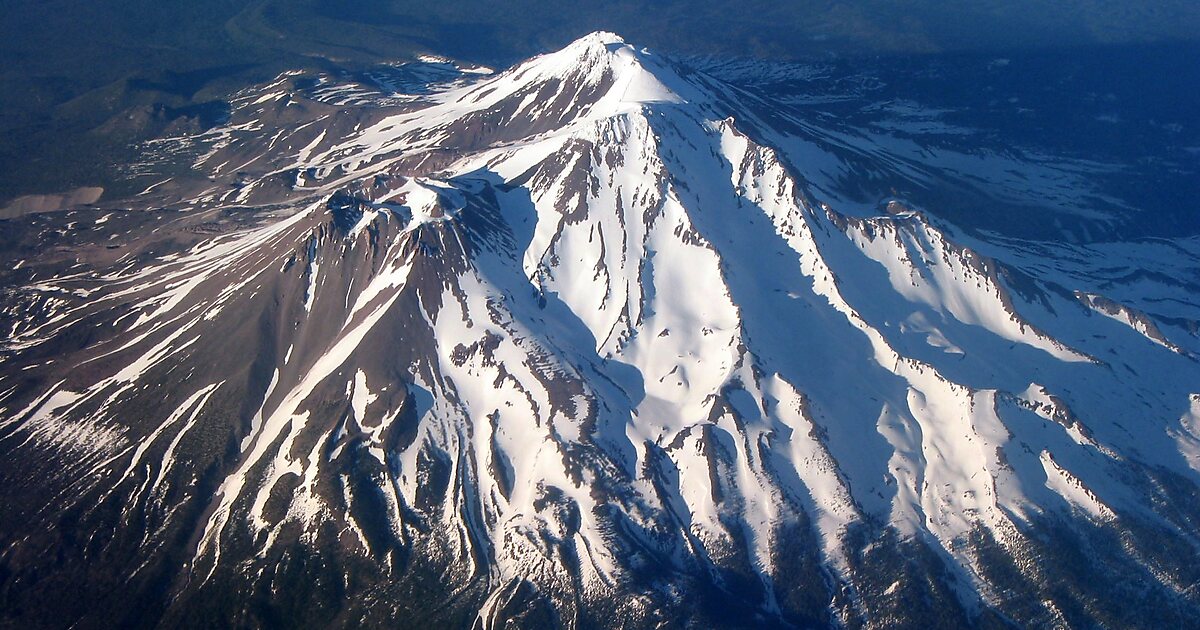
[2,33,1200,628]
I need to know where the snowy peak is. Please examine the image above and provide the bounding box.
[3,31,1200,630]
[298,32,715,202]
[516,31,683,99]
[570,30,628,47]
[539,30,631,68]
[468,31,692,120]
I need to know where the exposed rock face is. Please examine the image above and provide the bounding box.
[2,32,1200,629]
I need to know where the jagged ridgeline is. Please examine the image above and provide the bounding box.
[2,32,1200,629]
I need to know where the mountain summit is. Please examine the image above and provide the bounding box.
[2,33,1200,629]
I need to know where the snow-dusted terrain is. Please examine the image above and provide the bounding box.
[2,32,1200,629]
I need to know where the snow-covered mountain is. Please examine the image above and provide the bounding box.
[3,32,1200,629]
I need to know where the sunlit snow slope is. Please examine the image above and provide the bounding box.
[3,32,1200,629]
